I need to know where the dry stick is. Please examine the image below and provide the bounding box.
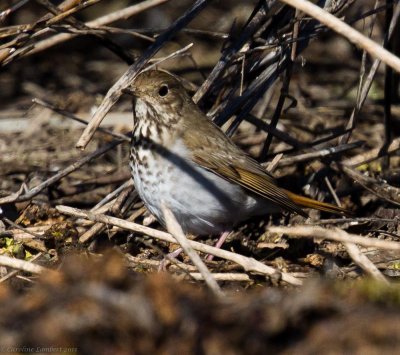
[187,273,251,282]
[269,225,400,251]
[192,0,279,103]
[35,0,133,65]
[259,8,297,160]
[76,0,208,149]
[144,43,193,71]
[75,199,118,228]
[27,0,170,56]
[76,182,133,229]
[340,164,400,207]
[0,0,76,50]
[111,184,136,215]
[0,255,46,274]
[342,136,400,167]
[265,153,283,173]
[161,204,223,297]
[0,252,43,283]
[128,252,252,281]
[91,26,155,42]
[324,176,388,283]
[274,141,363,167]
[34,0,134,65]
[0,0,29,22]
[314,217,399,225]
[340,1,400,144]
[56,205,303,286]
[344,240,389,283]
[91,180,133,211]
[45,0,101,26]
[2,0,104,65]
[214,0,349,131]
[280,0,400,73]
[2,217,43,239]
[79,183,136,243]
[0,139,123,205]
[33,98,130,142]
[381,0,395,168]
[106,206,147,240]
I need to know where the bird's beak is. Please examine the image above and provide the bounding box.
[122,86,137,96]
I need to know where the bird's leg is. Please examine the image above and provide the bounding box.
[158,233,197,271]
[206,231,231,261]
[158,248,182,272]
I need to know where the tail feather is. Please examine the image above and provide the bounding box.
[284,190,350,215]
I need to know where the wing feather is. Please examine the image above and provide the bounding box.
[191,151,306,216]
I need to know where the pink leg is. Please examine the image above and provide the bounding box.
[206,231,231,261]
[158,248,183,271]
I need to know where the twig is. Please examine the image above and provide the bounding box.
[342,137,400,167]
[1,217,43,239]
[275,141,362,167]
[0,0,29,22]
[56,205,303,286]
[340,1,400,144]
[269,225,400,251]
[76,0,209,149]
[322,176,386,282]
[33,98,130,142]
[259,11,297,160]
[187,273,251,282]
[314,217,399,225]
[91,180,133,211]
[279,0,400,73]
[340,164,400,207]
[381,0,395,168]
[192,1,278,103]
[0,139,124,205]
[0,255,46,274]
[79,182,136,243]
[344,241,389,283]
[144,43,194,71]
[27,0,170,56]
[265,153,283,173]
[161,204,223,297]
[0,252,43,283]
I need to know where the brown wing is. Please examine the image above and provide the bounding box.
[191,149,307,217]
[183,104,347,216]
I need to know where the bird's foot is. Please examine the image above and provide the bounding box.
[206,231,231,261]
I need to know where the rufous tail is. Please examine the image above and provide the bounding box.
[284,190,350,215]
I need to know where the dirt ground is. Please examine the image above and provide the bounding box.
[1,1,400,354]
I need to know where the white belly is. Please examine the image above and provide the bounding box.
[130,140,272,235]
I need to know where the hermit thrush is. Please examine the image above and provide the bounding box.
[124,70,346,236]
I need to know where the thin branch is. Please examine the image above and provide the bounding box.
[0,255,46,274]
[269,225,400,251]
[27,0,170,56]
[0,139,124,205]
[76,0,209,150]
[161,204,223,297]
[56,205,303,286]
[344,242,389,283]
[280,0,400,73]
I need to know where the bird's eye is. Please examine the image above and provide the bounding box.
[158,84,169,97]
